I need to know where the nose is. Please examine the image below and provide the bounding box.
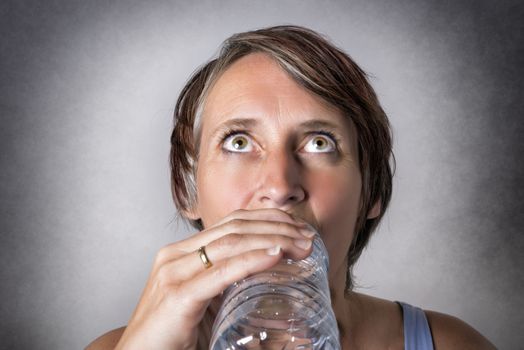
[255,148,306,209]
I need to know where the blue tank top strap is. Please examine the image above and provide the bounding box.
[396,301,434,350]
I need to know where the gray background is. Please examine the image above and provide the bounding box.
[1,0,522,349]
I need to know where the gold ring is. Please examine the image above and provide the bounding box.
[197,246,213,269]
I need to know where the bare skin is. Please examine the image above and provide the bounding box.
[86,54,496,350]
[87,292,495,349]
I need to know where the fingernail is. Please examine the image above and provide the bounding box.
[294,239,312,250]
[300,228,316,238]
[267,245,281,256]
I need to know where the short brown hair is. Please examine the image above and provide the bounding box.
[170,25,394,292]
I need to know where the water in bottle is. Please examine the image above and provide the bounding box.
[209,232,340,349]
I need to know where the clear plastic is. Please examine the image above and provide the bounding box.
[209,233,341,350]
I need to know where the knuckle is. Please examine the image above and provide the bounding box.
[154,246,170,265]
[155,243,186,266]
[226,218,245,232]
[275,220,286,228]
[212,261,229,281]
[278,235,293,246]
[211,254,261,285]
[234,208,247,215]
[238,254,256,275]
[155,264,172,288]
[271,208,290,217]
[240,252,252,266]
[227,209,246,221]
[213,254,249,281]
[275,220,291,232]
[281,221,302,236]
[292,223,303,235]
[219,233,243,248]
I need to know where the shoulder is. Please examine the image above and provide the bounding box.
[424,310,496,350]
[85,327,126,350]
[344,292,404,349]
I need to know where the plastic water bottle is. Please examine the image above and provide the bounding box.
[209,231,341,349]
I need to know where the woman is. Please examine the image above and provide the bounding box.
[88,25,495,349]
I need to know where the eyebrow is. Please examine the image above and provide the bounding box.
[210,117,342,139]
[297,119,341,131]
[210,118,259,139]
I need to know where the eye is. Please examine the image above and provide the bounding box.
[303,134,336,153]
[222,133,254,153]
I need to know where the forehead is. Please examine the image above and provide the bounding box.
[200,53,353,136]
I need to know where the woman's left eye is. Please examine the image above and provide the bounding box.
[303,134,336,153]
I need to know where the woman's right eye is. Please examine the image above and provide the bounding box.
[222,133,254,153]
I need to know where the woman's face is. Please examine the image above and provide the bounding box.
[191,53,367,281]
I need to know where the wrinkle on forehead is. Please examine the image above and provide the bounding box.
[202,53,317,118]
[197,53,359,159]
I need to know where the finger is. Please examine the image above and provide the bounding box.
[175,247,284,313]
[206,232,313,263]
[214,208,307,228]
[174,219,315,256]
[154,209,317,266]
[160,233,313,281]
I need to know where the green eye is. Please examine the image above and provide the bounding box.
[232,136,248,149]
[223,134,253,152]
[313,137,328,149]
[304,135,335,153]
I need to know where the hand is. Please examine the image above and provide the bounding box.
[115,208,316,350]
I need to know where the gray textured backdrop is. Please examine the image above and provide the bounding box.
[1,0,523,349]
